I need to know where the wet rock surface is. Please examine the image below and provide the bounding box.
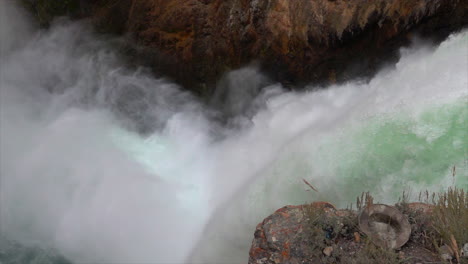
[23,0,468,95]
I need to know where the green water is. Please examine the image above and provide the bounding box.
[255,97,467,209]
[339,98,467,192]
[111,96,467,212]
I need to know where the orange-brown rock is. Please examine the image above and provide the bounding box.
[94,0,467,93]
[25,0,468,94]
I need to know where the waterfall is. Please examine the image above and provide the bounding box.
[1,1,466,263]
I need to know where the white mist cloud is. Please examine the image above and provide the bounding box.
[0,2,210,263]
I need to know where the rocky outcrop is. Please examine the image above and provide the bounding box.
[248,202,456,264]
[23,0,468,95]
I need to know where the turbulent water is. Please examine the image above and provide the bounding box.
[0,1,467,263]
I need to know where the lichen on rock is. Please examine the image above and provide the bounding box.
[249,197,466,264]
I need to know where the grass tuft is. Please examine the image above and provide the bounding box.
[431,187,468,263]
[345,241,401,264]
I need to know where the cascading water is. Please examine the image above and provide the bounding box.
[0,1,466,263]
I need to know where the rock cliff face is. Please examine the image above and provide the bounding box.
[24,0,468,94]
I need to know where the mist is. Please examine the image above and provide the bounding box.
[1,1,467,263]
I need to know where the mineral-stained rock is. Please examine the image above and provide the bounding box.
[23,0,468,95]
[248,204,357,264]
[249,205,306,264]
[248,202,451,264]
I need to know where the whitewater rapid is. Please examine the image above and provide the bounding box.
[0,1,467,263]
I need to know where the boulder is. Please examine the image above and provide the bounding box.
[358,204,411,249]
[248,203,358,264]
